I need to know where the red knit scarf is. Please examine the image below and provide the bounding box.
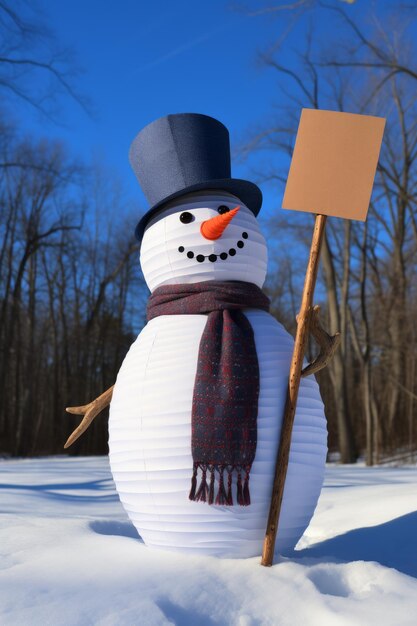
[147,281,270,506]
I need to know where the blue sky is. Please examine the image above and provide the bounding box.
[40,0,293,212]
[14,0,352,222]
[14,0,408,234]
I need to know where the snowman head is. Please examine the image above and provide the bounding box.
[140,190,268,292]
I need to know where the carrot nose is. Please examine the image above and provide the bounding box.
[200,206,240,240]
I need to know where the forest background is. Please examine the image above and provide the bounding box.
[0,0,416,465]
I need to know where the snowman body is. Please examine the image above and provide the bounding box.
[108,194,327,557]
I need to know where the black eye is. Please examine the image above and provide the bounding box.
[217,205,230,215]
[179,211,194,224]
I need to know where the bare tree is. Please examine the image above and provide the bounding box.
[0,0,89,119]
[0,120,145,456]
[240,1,417,462]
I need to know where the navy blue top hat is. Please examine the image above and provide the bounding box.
[129,113,262,241]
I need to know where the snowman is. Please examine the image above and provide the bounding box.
[65,113,328,558]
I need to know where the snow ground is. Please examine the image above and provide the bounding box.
[1,456,416,626]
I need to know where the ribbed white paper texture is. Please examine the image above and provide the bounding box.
[140,196,268,292]
[109,310,327,558]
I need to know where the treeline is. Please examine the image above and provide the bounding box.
[253,2,417,464]
[1,1,416,463]
[0,120,147,455]
[1,98,415,463]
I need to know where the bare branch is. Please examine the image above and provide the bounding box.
[64,386,114,448]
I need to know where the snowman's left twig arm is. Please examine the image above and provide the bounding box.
[64,385,114,448]
[300,305,341,378]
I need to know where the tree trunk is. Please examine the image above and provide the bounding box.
[321,230,357,463]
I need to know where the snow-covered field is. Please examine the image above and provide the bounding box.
[1,456,416,626]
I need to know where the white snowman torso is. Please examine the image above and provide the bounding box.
[108,193,327,557]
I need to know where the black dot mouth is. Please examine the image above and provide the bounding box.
[178,232,248,263]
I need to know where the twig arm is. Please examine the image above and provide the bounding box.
[64,385,114,449]
[301,305,341,378]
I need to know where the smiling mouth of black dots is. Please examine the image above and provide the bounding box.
[178,232,249,263]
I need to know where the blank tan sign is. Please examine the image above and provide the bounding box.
[282,109,386,221]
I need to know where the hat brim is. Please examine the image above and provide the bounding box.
[134,178,262,241]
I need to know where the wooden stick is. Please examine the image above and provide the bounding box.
[261,214,327,567]
[64,385,114,449]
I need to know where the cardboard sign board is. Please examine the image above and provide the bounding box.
[282,109,386,221]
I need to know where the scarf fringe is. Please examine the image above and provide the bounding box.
[189,463,251,507]
[208,466,215,505]
[243,466,251,506]
[194,465,209,502]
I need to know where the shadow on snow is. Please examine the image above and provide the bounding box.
[295,511,417,579]
[0,478,118,503]
[89,519,143,541]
